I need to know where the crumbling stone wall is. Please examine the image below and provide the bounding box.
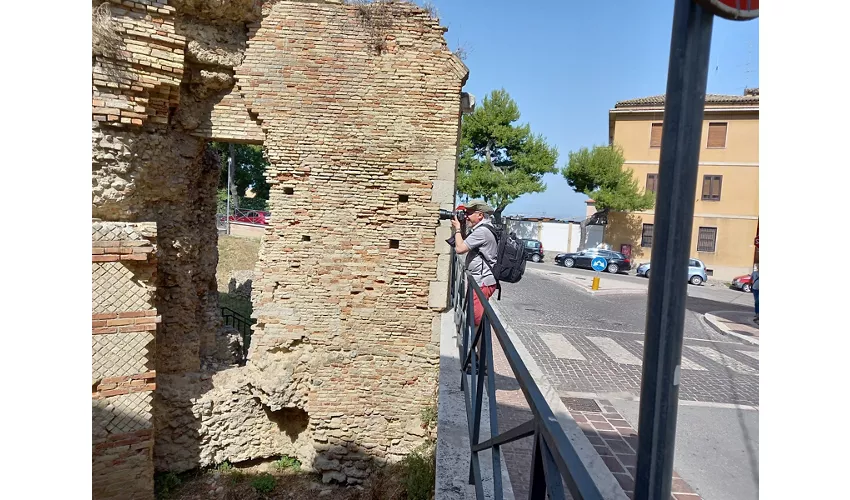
[92,0,467,490]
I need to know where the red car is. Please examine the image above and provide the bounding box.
[228,210,269,225]
[730,274,753,292]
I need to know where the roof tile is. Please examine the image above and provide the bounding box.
[615,91,758,108]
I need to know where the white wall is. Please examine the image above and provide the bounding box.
[505,220,586,253]
[569,224,581,253]
[539,222,572,252]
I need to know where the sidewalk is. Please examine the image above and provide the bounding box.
[488,302,704,500]
[528,267,647,296]
[703,310,759,346]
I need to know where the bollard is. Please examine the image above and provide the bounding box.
[591,276,600,290]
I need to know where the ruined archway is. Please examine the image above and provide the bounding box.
[92,1,467,497]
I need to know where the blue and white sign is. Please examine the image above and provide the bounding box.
[590,256,608,272]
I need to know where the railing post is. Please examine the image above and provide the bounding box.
[483,314,503,500]
[634,1,714,499]
[527,429,547,500]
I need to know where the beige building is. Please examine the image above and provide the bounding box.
[603,90,759,281]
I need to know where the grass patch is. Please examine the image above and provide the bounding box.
[401,442,436,500]
[216,234,260,291]
[217,234,260,321]
[251,473,277,495]
[274,456,302,471]
[420,402,437,429]
[155,471,182,499]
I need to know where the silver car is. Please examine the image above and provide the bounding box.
[635,258,708,286]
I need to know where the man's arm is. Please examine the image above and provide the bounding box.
[454,229,471,254]
[451,216,477,254]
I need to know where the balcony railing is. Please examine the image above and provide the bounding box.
[450,252,605,500]
[221,306,253,365]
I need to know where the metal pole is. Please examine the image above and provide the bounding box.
[634,1,713,499]
[226,143,235,235]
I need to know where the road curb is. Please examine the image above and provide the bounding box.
[702,312,759,346]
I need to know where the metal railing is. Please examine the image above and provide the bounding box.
[221,306,253,364]
[450,253,605,500]
[216,208,270,234]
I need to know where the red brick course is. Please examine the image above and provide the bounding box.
[91,310,160,334]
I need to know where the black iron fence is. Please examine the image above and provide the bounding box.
[221,306,253,364]
[450,253,605,500]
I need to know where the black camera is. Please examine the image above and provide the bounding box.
[439,209,466,247]
[438,209,466,223]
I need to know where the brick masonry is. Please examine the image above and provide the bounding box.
[92,222,159,500]
[234,1,467,482]
[92,0,468,488]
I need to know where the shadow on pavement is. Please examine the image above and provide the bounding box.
[686,294,752,314]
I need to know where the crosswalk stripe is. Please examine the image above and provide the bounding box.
[588,337,642,365]
[540,333,586,361]
[737,350,759,361]
[688,346,758,375]
[636,341,707,371]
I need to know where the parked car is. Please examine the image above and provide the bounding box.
[635,258,708,286]
[730,274,754,292]
[228,210,269,225]
[521,239,544,262]
[554,248,631,274]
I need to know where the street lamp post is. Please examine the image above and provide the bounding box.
[633,1,758,499]
[633,1,714,499]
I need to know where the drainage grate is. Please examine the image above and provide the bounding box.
[561,397,601,413]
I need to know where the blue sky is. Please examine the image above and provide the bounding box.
[424,0,759,219]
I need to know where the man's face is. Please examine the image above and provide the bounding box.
[466,209,484,225]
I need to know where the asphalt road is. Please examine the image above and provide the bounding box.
[493,263,759,500]
[528,259,756,311]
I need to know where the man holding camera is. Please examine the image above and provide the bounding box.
[451,199,498,330]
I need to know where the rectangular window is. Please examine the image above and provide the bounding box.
[707,122,727,148]
[697,227,717,252]
[650,123,663,148]
[646,173,658,194]
[701,175,722,200]
[641,224,654,248]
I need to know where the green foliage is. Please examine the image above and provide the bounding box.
[154,472,182,499]
[210,142,270,200]
[402,442,436,500]
[216,461,234,472]
[274,455,302,471]
[227,470,247,486]
[251,473,277,495]
[420,402,437,428]
[457,89,559,220]
[561,145,655,212]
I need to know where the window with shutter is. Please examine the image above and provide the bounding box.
[641,224,654,248]
[646,173,658,194]
[707,122,727,148]
[697,227,717,252]
[701,175,722,200]
[650,123,663,148]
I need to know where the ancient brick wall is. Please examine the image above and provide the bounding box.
[231,1,467,482]
[92,222,159,500]
[92,0,467,488]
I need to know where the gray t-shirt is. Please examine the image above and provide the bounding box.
[463,221,498,287]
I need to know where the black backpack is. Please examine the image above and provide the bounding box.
[472,224,526,300]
